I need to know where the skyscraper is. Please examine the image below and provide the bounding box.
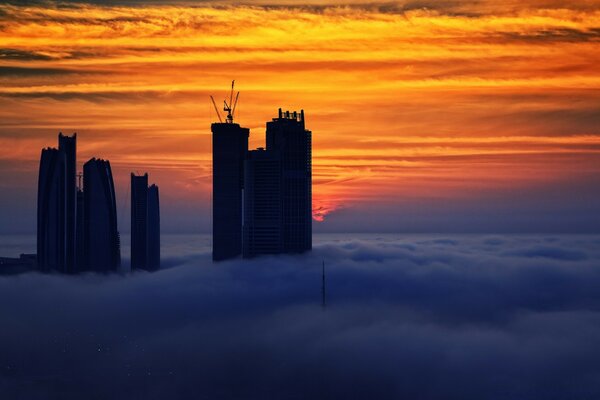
[265,109,312,253]
[243,148,283,257]
[37,147,66,271]
[131,173,148,269]
[131,174,160,271]
[147,184,160,271]
[58,133,77,273]
[75,187,85,271]
[83,158,120,272]
[211,122,249,261]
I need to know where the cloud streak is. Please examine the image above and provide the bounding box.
[0,1,599,232]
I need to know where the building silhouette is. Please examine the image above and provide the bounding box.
[211,122,249,261]
[147,184,160,271]
[265,109,312,253]
[76,186,85,271]
[83,158,120,272]
[131,173,148,269]
[243,148,283,257]
[131,173,160,271]
[210,94,312,260]
[58,133,77,273]
[37,147,66,271]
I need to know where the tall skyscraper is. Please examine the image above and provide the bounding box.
[131,174,160,271]
[265,109,312,253]
[58,133,77,273]
[83,158,120,272]
[147,184,160,271]
[243,148,283,257]
[37,147,66,271]
[131,173,148,269]
[211,122,249,261]
[75,187,85,271]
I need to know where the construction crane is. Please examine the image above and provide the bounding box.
[210,80,239,124]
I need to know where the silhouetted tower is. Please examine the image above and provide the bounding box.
[37,148,66,272]
[131,173,148,270]
[58,132,77,273]
[211,81,248,261]
[147,184,160,271]
[266,109,312,252]
[243,148,283,257]
[131,174,160,271]
[75,184,84,271]
[83,158,120,272]
[322,260,326,308]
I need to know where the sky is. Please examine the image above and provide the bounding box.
[2,233,600,398]
[0,0,599,233]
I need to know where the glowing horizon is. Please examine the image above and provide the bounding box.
[1,1,599,233]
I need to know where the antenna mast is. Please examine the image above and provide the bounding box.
[322,260,326,309]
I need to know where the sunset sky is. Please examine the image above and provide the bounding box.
[1,0,599,233]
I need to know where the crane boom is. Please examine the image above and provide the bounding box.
[231,92,240,119]
[210,95,223,123]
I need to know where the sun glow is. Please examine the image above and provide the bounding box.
[0,1,599,230]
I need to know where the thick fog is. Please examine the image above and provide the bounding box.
[1,234,600,399]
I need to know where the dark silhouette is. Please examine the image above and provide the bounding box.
[241,109,312,258]
[243,148,283,256]
[131,173,148,269]
[265,109,312,253]
[58,133,77,273]
[322,260,326,308]
[0,254,37,275]
[147,184,160,270]
[37,146,66,271]
[83,158,120,272]
[211,121,249,261]
[131,173,160,271]
[210,83,312,260]
[75,185,85,270]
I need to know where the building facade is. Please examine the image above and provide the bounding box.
[131,173,148,270]
[37,147,67,271]
[131,173,160,271]
[265,109,312,253]
[83,158,120,272]
[211,109,312,260]
[243,149,283,257]
[147,184,160,271]
[211,122,249,261]
[58,133,77,273]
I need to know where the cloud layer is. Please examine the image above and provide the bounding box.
[1,234,600,399]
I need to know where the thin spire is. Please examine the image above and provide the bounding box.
[321,260,326,309]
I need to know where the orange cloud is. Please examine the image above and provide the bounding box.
[0,1,598,230]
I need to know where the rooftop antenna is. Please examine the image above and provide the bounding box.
[322,260,326,309]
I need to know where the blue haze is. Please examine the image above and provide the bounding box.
[1,234,600,399]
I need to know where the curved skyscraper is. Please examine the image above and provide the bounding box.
[83,158,120,272]
[37,147,66,271]
[58,133,77,273]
